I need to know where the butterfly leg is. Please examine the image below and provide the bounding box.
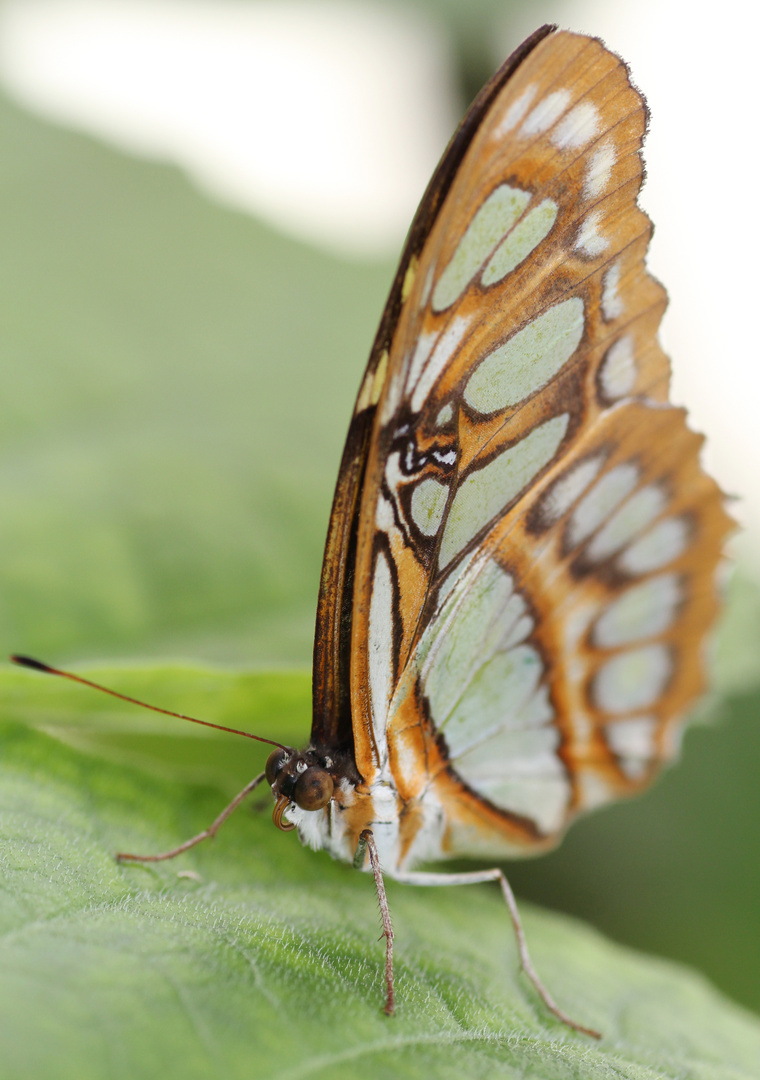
[393,868,600,1039]
[354,828,395,1016]
[116,772,266,864]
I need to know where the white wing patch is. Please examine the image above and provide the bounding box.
[599,336,636,400]
[594,644,671,713]
[440,413,569,567]
[604,716,658,779]
[584,140,616,200]
[432,184,530,312]
[435,402,454,428]
[585,484,666,562]
[413,557,568,833]
[481,199,558,285]
[421,558,514,709]
[521,89,571,136]
[464,298,584,414]
[540,455,605,526]
[458,730,569,835]
[618,516,689,574]
[410,478,449,536]
[406,331,438,392]
[410,314,471,412]
[368,549,394,759]
[575,210,609,257]
[601,262,624,320]
[492,83,537,138]
[551,101,599,149]
[593,574,681,647]
[568,462,639,546]
[441,645,545,757]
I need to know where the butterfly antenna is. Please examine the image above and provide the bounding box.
[9,654,290,751]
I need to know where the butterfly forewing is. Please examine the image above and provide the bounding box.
[311,25,559,754]
[318,28,732,858]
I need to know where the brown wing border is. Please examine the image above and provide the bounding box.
[310,24,558,753]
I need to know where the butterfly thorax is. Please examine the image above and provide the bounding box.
[267,740,448,874]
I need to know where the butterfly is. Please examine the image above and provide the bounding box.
[14,23,732,1039]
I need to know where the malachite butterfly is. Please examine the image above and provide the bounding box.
[14,24,733,1038]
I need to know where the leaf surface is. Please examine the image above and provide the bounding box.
[2,716,760,1080]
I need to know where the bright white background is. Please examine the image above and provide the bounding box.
[0,0,756,560]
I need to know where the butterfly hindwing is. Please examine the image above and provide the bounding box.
[385,398,729,858]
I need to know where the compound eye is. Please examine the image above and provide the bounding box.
[265,748,289,787]
[293,767,334,811]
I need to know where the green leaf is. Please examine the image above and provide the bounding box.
[2,717,760,1080]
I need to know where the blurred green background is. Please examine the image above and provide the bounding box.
[1,0,758,1035]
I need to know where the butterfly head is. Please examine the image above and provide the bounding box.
[265,746,335,831]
